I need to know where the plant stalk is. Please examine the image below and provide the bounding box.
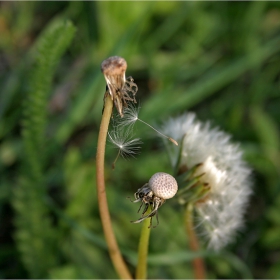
[185,203,206,279]
[96,93,132,279]
[135,216,151,279]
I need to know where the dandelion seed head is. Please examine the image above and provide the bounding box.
[162,112,252,251]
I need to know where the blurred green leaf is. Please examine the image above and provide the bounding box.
[250,105,280,173]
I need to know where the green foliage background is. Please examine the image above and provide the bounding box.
[0,2,280,279]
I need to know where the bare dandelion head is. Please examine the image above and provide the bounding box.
[108,128,142,169]
[101,56,138,117]
[149,172,178,199]
[162,112,252,250]
[130,172,178,228]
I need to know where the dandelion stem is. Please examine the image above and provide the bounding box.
[137,118,178,146]
[135,212,151,279]
[185,203,206,279]
[96,92,132,279]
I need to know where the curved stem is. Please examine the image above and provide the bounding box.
[185,203,206,279]
[135,215,151,279]
[96,93,132,279]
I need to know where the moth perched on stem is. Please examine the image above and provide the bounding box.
[101,56,138,117]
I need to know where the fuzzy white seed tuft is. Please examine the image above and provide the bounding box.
[108,130,142,158]
[115,103,178,146]
[108,128,142,169]
[149,172,178,199]
[162,112,252,251]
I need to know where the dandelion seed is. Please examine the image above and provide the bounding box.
[101,56,138,117]
[117,103,178,146]
[108,128,142,169]
[162,112,252,250]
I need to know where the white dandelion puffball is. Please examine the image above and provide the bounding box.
[149,172,178,199]
[162,112,252,251]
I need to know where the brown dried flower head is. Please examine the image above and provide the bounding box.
[101,56,138,117]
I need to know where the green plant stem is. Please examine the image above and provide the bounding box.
[185,203,206,279]
[135,216,151,279]
[96,93,132,279]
